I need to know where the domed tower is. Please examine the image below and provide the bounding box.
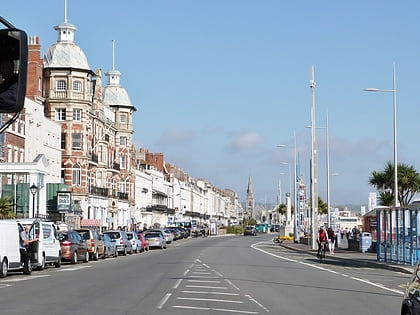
[102,41,137,222]
[43,14,96,214]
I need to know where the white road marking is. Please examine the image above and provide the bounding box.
[187,279,221,283]
[171,305,259,314]
[251,241,405,295]
[225,279,240,291]
[186,285,228,289]
[245,294,270,312]
[177,297,243,303]
[60,265,92,271]
[173,278,183,289]
[156,293,171,309]
[183,269,190,276]
[2,274,50,282]
[181,290,240,296]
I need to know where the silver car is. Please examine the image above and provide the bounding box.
[103,231,132,256]
[101,233,118,258]
[143,232,166,249]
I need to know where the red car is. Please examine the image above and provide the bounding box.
[137,233,149,252]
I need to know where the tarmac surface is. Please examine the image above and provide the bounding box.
[278,239,415,275]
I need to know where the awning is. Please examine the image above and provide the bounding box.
[80,219,102,227]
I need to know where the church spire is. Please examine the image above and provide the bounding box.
[246,176,254,219]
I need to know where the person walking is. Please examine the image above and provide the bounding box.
[327,227,335,255]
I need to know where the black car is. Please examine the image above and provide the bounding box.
[244,226,256,236]
[401,260,420,315]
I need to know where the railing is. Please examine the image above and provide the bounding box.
[89,186,108,197]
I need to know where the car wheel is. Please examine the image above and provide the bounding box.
[93,250,99,261]
[71,251,78,264]
[103,248,108,259]
[38,254,45,270]
[0,258,7,278]
[114,248,118,257]
[23,256,32,275]
[83,251,89,263]
[54,255,61,268]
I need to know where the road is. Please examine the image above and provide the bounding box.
[0,233,410,314]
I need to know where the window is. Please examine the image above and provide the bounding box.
[72,133,82,150]
[73,80,82,92]
[55,108,66,121]
[72,164,81,186]
[73,108,82,121]
[56,80,67,91]
[61,133,66,149]
[120,114,127,124]
[120,155,127,169]
[120,136,127,146]
[119,181,126,193]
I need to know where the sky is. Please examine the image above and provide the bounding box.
[3,1,420,207]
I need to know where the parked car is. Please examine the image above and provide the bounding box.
[58,231,89,264]
[166,227,183,240]
[75,228,105,260]
[402,260,420,315]
[244,226,257,236]
[137,233,149,252]
[103,231,132,256]
[126,232,141,253]
[148,228,174,244]
[143,232,166,249]
[101,233,118,258]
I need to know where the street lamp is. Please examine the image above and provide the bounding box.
[364,63,398,207]
[30,183,38,218]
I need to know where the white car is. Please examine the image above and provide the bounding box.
[126,232,141,253]
[148,229,174,244]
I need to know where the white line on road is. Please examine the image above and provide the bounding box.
[176,297,243,303]
[183,269,190,276]
[225,279,240,291]
[186,285,228,289]
[173,278,183,289]
[251,241,405,295]
[60,265,92,271]
[156,293,171,309]
[2,274,50,282]
[245,294,270,312]
[181,290,240,296]
[187,279,221,283]
[171,305,259,314]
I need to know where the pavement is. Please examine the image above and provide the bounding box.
[278,239,415,275]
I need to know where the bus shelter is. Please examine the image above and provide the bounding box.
[376,206,420,265]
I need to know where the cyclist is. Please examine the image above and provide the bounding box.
[317,226,328,258]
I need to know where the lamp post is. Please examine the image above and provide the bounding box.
[364,63,398,207]
[277,133,299,243]
[30,183,38,218]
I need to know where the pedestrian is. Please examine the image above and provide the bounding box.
[327,227,335,255]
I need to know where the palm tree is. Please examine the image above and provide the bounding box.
[0,197,15,219]
[369,161,420,206]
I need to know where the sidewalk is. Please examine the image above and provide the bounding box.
[279,240,414,275]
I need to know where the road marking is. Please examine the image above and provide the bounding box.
[183,269,190,276]
[173,278,183,289]
[213,269,224,277]
[156,293,171,309]
[186,285,228,289]
[252,241,405,295]
[245,294,270,312]
[171,305,259,314]
[0,283,12,288]
[177,297,243,303]
[187,279,221,283]
[60,265,92,271]
[181,290,239,296]
[225,279,240,291]
[2,274,50,282]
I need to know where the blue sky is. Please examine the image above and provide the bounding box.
[3,1,420,206]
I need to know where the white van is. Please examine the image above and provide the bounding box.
[0,220,32,277]
[17,219,61,270]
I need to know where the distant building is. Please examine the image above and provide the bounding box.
[245,176,254,219]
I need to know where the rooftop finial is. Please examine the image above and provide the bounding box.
[112,40,115,71]
[64,0,68,23]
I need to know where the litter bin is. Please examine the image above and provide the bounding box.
[360,232,372,253]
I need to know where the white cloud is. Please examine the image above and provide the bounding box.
[156,128,195,145]
[227,131,264,153]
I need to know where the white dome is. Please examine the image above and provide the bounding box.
[44,42,90,70]
[103,85,132,107]
[43,21,90,70]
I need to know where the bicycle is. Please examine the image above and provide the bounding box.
[317,241,327,261]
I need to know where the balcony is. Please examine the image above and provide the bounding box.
[89,186,108,197]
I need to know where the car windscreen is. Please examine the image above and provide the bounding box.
[104,232,120,239]
[144,233,160,239]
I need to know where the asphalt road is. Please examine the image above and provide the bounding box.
[0,233,410,314]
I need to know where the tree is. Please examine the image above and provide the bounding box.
[318,197,328,214]
[0,197,15,219]
[369,161,420,206]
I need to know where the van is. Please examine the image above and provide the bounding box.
[17,219,61,270]
[0,220,32,277]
